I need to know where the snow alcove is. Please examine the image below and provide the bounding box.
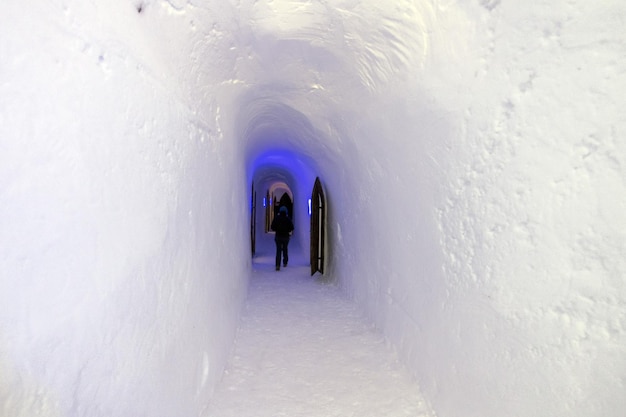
[1,1,624,417]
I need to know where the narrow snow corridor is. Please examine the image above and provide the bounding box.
[1,2,625,417]
[205,233,434,417]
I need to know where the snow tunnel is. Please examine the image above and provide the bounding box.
[1,1,624,417]
[240,98,328,258]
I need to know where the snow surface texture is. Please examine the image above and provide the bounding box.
[204,235,435,417]
[1,0,625,417]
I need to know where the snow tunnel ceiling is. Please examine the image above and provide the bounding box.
[231,1,428,191]
[240,96,330,193]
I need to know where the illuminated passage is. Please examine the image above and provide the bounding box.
[0,2,624,417]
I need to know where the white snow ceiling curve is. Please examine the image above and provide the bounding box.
[1,1,624,417]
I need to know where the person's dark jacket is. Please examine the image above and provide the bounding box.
[271,213,294,239]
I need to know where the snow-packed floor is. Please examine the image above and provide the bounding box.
[203,233,436,417]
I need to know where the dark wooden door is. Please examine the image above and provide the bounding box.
[265,190,270,232]
[250,182,256,256]
[310,177,326,275]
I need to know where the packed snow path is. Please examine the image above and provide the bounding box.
[204,234,436,417]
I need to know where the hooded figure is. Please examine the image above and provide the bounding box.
[271,206,294,270]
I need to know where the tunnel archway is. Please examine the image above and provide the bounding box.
[240,94,338,271]
[268,181,293,228]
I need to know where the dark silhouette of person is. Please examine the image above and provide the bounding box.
[271,206,294,271]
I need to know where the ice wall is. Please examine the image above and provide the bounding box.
[1,1,249,416]
[413,4,626,416]
[343,4,626,417]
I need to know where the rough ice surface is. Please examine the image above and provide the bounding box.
[1,1,625,417]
